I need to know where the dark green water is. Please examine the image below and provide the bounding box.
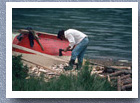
[12,8,132,61]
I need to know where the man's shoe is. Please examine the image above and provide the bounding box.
[64,59,75,71]
[75,62,82,70]
[64,66,73,70]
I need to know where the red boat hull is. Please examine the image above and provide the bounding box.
[12,32,71,56]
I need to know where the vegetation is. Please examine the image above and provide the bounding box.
[12,55,117,91]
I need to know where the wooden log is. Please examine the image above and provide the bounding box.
[122,77,132,82]
[122,79,132,85]
[117,76,122,91]
[107,73,131,81]
[110,66,131,70]
[122,77,132,81]
[12,44,67,62]
[121,74,131,80]
[110,76,117,80]
[121,83,132,91]
[107,75,111,82]
[111,76,129,79]
[122,70,132,75]
[109,71,124,77]
[109,70,132,77]
[104,66,131,73]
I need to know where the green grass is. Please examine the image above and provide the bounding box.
[12,55,117,91]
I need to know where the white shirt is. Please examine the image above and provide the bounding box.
[64,29,87,49]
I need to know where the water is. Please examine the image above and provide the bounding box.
[12,8,132,61]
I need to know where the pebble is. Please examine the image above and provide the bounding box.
[32,66,37,71]
[59,64,64,69]
[39,68,48,73]
[64,63,69,66]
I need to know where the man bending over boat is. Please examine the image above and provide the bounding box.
[57,29,89,70]
[18,27,44,51]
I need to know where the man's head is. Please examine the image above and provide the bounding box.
[57,30,65,40]
[26,27,33,31]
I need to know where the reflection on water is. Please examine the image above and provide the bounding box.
[12,8,132,60]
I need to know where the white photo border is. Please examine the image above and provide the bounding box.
[6,2,138,98]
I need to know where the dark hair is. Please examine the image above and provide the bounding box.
[26,27,33,30]
[57,30,64,40]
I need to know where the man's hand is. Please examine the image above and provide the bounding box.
[64,46,71,52]
[63,48,67,52]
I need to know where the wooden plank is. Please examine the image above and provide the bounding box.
[12,44,68,62]
[21,58,60,75]
[117,76,121,91]
[12,51,66,68]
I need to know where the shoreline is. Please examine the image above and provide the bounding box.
[12,53,132,91]
[88,58,131,67]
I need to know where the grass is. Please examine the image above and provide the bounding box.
[12,55,117,91]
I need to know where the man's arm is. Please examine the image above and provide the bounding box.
[64,46,71,52]
[63,45,76,52]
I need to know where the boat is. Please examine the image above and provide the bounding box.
[12,30,71,56]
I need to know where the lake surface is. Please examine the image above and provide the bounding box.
[12,8,132,61]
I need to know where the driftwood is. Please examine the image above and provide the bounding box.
[121,83,132,91]
[88,60,132,91]
[104,66,131,73]
[117,76,122,91]
[110,74,131,80]
[105,68,132,91]
[107,75,111,82]
[109,73,132,91]
[122,78,132,85]
[122,80,132,85]
[120,74,131,80]
[90,63,132,91]
[109,70,132,77]
[109,71,124,77]
[109,66,131,70]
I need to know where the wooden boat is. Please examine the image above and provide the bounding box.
[12,30,71,56]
